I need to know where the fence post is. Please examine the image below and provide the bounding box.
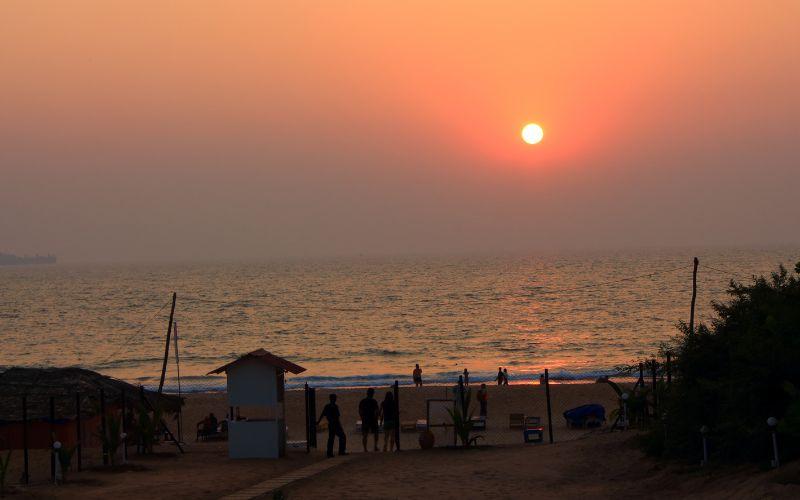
[100,389,108,465]
[544,369,554,444]
[50,396,56,482]
[121,389,128,462]
[394,380,401,451]
[139,386,146,454]
[308,387,317,449]
[666,353,672,387]
[75,393,82,471]
[304,383,310,453]
[22,395,29,484]
[651,359,658,415]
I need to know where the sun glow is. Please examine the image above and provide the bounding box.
[521,123,544,145]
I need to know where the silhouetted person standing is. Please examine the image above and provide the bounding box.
[477,383,488,416]
[496,367,504,386]
[503,368,510,386]
[463,368,470,386]
[380,391,397,452]
[413,364,423,387]
[318,393,347,457]
[359,388,380,452]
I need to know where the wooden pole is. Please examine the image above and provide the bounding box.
[666,353,672,387]
[100,389,108,465]
[75,392,82,471]
[304,383,310,453]
[158,292,177,394]
[50,396,56,481]
[308,388,317,449]
[544,369,554,444]
[394,380,401,451]
[22,396,29,484]
[121,389,128,462]
[638,362,644,388]
[173,322,183,443]
[689,257,699,334]
[139,386,146,454]
[651,359,658,414]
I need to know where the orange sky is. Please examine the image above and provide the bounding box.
[1,1,798,260]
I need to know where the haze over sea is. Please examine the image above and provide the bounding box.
[1,247,796,391]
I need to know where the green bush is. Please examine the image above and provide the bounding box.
[650,261,800,462]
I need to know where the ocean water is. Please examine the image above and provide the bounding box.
[1,248,797,391]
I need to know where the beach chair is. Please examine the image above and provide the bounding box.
[470,415,487,431]
[509,413,525,429]
[416,419,428,431]
[523,416,544,443]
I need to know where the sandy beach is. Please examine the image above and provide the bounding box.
[8,383,798,499]
[181,382,624,449]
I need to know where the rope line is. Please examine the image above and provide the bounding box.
[530,263,692,295]
[701,264,753,282]
[98,299,171,366]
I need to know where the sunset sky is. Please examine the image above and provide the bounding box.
[1,1,798,261]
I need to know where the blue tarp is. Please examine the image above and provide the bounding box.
[563,404,605,426]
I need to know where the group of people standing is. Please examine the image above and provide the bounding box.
[411,364,512,387]
[316,388,398,458]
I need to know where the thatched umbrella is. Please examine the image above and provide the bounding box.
[0,367,183,422]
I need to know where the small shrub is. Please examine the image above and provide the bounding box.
[447,388,483,447]
[55,445,77,482]
[97,413,123,465]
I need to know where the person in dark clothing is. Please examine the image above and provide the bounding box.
[208,412,218,433]
[477,384,488,416]
[380,391,397,452]
[496,367,504,386]
[359,388,380,452]
[318,393,347,457]
[503,368,510,386]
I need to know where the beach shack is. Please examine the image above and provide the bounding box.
[208,349,305,458]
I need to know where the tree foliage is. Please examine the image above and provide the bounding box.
[651,261,800,462]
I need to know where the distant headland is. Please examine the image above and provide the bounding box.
[0,252,56,266]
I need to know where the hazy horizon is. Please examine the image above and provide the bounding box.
[2,1,798,262]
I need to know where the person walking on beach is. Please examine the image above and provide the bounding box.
[359,388,380,452]
[477,383,488,416]
[496,367,504,386]
[503,368,510,386]
[463,368,470,386]
[413,364,423,387]
[318,394,347,457]
[380,391,397,452]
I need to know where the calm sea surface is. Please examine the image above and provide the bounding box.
[1,248,797,390]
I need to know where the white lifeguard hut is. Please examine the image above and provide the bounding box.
[208,349,306,458]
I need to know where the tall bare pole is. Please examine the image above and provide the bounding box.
[689,257,699,334]
[158,292,177,394]
[173,321,183,442]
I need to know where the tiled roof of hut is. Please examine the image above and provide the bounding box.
[208,349,306,375]
[0,367,183,422]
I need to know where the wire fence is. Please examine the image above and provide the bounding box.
[0,387,184,486]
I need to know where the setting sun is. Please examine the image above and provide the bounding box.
[521,123,544,145]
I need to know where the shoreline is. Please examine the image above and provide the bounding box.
[157,377,638,394]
